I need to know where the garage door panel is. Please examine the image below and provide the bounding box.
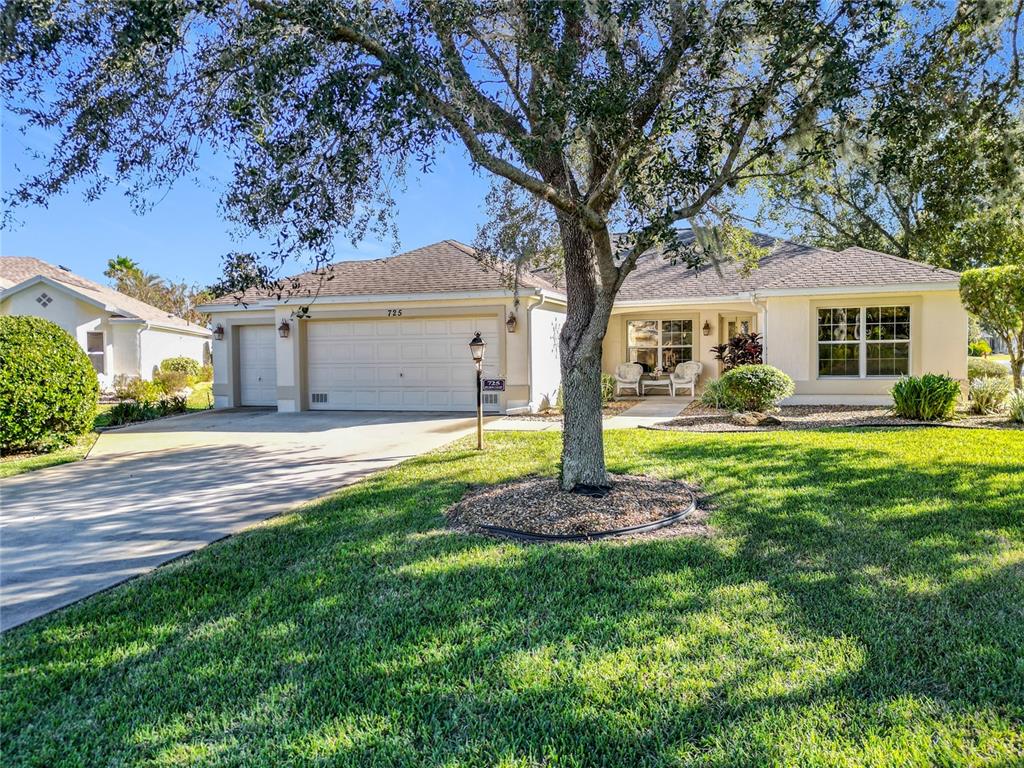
[239,326,277,406]
[306,316,499,411]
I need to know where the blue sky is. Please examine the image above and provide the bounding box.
[2,112,493,287]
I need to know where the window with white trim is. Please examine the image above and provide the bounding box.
[627,319,693,373]
[817,305,910,378]
[86,331,105,374]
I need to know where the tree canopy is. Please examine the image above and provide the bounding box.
[756,1,1023,268]
[960,265,1024,387]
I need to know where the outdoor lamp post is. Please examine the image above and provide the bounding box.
[469,332,486,450]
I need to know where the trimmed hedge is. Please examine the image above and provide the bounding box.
[968,356,1010,380]
[0,316,98,453]
[159,356,201,377]
[719,364,795,412]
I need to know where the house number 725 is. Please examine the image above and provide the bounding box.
[387,309,403,317]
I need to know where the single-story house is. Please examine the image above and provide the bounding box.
[198,235,967,413]
[0,256,211,388]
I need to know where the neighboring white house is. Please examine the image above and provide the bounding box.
[0,257,211,388]
[198,235,967,413]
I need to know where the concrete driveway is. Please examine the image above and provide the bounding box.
[1,409,478,630]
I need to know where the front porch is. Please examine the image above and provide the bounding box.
[601,302,763,395]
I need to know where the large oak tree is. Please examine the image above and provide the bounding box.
[2,0,980,490]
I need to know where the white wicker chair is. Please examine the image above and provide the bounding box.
[614,363,643,397]
[669,361,703,397]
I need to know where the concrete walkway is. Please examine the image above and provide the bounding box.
[1,409,477,630]
[487,396,691,431]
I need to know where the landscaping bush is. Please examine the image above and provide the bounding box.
[113,375,163,405]
[969,377,1011,414]
[154,369,190,394]
[710,332,763,371]
[890,374,960,420]
[718,364,794,412]
[159,356,201,378]
[1008,389,1024,423]
[968,339,992,357]
[106,393,187,426]
[968,356,1010,380]
[600,373,616,404]
[197,363,213,382]
[698,377,742,411]
[0,316,98,453]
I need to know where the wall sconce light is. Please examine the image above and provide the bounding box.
[213,325,224,341]
[278,319,291,338]
[702,320,712,337]
[505,311,518,333]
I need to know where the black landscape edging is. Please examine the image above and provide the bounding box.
[478,495,696,543]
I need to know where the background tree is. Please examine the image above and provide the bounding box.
[756,1,1023,269]
[104,257,211,326]
[960,265,1024,388]
[3,0,989,490]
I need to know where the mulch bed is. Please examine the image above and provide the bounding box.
[511,400,640,422]
[447,473,710,542]
[653,404,1023,432]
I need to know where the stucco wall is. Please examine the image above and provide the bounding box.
[765,290,968,404]
[139,327,210,380]
[527,303,565,411]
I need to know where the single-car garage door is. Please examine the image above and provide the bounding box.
[306,316,500,411]
[238,325,277,406]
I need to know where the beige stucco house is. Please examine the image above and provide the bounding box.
[0,257,211,388]
[198,237,967,413]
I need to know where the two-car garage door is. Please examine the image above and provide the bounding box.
[306,316,499,411]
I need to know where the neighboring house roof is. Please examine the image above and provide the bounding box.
[203,233,960,309]
[0,256,210,334]
[203,239,558,306]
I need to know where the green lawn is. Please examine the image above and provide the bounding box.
[0,431,98,478]
[3,429,1023,766]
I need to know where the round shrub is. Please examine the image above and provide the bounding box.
[967,356,1009,380]
[719,364,795,412]
[0,316,98,453]
[159,356,201,378]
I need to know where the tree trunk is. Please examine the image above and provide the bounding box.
[1011,358,1022,391]
[556,214,616,491]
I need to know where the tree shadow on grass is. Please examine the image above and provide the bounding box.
[3,430,1023,766]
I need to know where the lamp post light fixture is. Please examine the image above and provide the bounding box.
[702,320,712,337]
[278,319,291,338]
[213,325,225,341]
[469,332,486,450]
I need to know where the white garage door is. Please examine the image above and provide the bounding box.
[306,316,500,411]
[238,325,277,406]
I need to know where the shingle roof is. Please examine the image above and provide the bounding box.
[613,233,959,301]
[0,256,209,333]
[205,239,558,306]
[205,234,959,308]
